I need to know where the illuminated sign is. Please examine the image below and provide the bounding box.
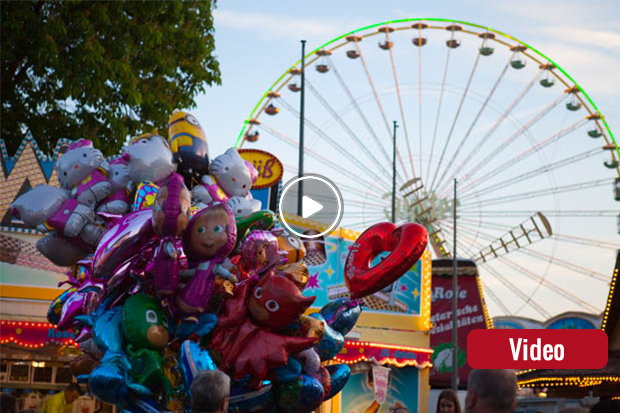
[238,149,283,189]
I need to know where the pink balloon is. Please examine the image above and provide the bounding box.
[91,209,156,280]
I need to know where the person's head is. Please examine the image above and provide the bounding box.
[1,393,17,413]
[63,384,82,404]
[465,369,517,413]
[590,400,620,413]
[436,389,462,413]
[190,370,230,413]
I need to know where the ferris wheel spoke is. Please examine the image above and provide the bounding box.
[458,117,589,197]
[457,216,517,230]
[459,147,602,202]
[456,217,552,241]
[346,217,392,230]
[383,27,416,179]
[429,40,483,194]
[454,216,620,252]
[443,69,543,193]
[552,233,620,250]
[458,210,618,218]
[257,123,386,193]
[326,56,394,169]
[282,163,387,203]
[304,79,396,184]
[446,219,497,244]
[353,38,410,181]
[276,97,393,189]
[426,34,454,183]
[459,178,612,209]
[480,262,551,319]
[416,25,424,184]
[440,220,489,256]
[513,247,610,282]
[455,91,568,193]
[342,198,390,209]
[481,279,514,316]
[282,164,391,205]
[444,222,501,257]
[432,58,512,192]
[451,230,551,319]
[497,256,601,313]
[343,212,389,219]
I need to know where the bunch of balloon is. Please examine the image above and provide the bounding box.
[12,110,428,413]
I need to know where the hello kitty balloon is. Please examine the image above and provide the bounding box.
[97,155,134,215]
[11,185,104,266]
[226,196,261,218]
[123,133,177,184]
[56,139,113,208]
[192,148,259,214]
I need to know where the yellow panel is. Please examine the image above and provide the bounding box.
[281,213,360,242]
[0,285,60,301]
[356,312,424,331]
[355,326,430,348]
[419,367,430,412]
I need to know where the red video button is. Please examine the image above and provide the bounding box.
[467,329,608,369]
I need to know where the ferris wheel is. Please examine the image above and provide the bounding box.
[236,18,620,320]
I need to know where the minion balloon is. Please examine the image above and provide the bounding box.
[168,110,209,187]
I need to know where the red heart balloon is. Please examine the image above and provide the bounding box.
[344,222,428,299]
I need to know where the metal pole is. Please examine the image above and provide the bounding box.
[452,178,458,390]
[297,40,306,216]
[392,121,398,223]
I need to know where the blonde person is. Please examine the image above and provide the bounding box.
[40,385,81,413]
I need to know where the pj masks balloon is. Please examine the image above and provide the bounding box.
[122,295,172,396]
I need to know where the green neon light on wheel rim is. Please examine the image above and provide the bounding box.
[234,17,618,160]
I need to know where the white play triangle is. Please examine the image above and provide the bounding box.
[302,195,323,219]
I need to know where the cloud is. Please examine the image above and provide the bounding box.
[494,1,615,26]
[539,26,620,55]
[213,9,344,44]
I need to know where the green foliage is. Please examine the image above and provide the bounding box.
[1,0,220,155]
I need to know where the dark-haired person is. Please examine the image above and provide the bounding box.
[40,384,81,413]
[1,393,17,413]
[590,400,620,413]
[436,389,462,413]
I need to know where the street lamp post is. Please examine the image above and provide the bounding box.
[297,40,306,216]
[392,121,398,223]
[452,178,459,391]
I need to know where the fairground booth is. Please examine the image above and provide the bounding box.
[516,251,620,400]
[0,134,100,413]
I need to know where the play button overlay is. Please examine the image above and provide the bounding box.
[302,196,323,219]
[279,174,343,239]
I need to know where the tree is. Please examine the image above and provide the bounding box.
[1,0,220,155]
